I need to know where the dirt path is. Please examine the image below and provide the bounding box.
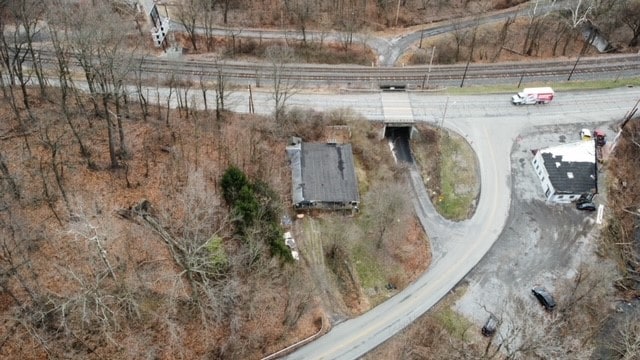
[298,218,348,321]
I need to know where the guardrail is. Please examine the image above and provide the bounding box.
[261,315,329,360]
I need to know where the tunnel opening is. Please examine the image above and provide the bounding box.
[380,85,407,92]
[384,126,412,139]
[384,126,414,163]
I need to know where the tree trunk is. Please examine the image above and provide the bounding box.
[38,159,63,226]
[51,31,91,162]
[224,0,230,24]
[77,57,101,115]
[50,146,71,214]
[630,31,640,47]
[25,32,46,97]
[115,96,128,158]
[103,97,119,169]
[0,152,20,200]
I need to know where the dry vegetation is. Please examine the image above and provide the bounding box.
[411,125,480,221]
[367,257,620,359]
[0,1,432,357]
[0,84,430,358]
[175,32,377,65]
[368,114,640,359]
[603,117,640,298]
[0,86,307,359]
[165,0,640,66]
[405,2,640,66]
[583,115,640,358]
[170,0,529,32]
[1,0,639,358]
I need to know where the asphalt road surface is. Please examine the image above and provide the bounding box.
[22,2,640,356]
[82,80,638,359]
[454,121,617,358]
[170,0,568,67]
[52,76,640,360]
[281,86,640,359]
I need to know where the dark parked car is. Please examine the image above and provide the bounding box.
[531,286,556,311]
[576,193,595,205]
[576,202,597,211]
[482,314,498,337]
[576,193,597,211]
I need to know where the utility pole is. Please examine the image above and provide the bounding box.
[569,29,596,81]
[460,60,470,88]
[440,96,449,136]
[424,46,435,89]
[567,53,581,81]
[517,72,525,88]
[248,85,255,114]
[460,26,477,88]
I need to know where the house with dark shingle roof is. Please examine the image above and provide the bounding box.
[532,140,597,203]
[286,140,360,211]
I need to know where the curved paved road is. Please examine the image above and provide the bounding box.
[111,70,640,360]
[159,2,639,356]
[172,0,569,66]
[276,87,640,359]
[59,3,638,356]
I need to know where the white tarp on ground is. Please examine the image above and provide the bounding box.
[284,232,299,261]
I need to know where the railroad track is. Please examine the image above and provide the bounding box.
[33,48,640,88]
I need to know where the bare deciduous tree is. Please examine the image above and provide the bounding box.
[0,151,20,200]
[133,57,149,122]
[0,0,47,121]
[66,2,141,168]
[47,3,93,166]
[214,60,232,121]
[492,16,516,62]
[197,0,217,51]
[618,0,640,46]
[177,0,199,51]
[608,312,640,359]
[566,0,595,28]
[9,0,46,96]
[522,0,558,56]
[266,45,298,124]
[362,182,411,249]
[285,0,315,45]
[38,118,72,216]
[221,0,237,25]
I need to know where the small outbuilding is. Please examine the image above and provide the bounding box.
[286,140,360,211]
[532,140,597,203]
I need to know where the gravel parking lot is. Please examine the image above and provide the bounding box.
[454,122,618,352]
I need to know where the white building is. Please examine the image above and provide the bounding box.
[137,0,171,47]
[532,140,597,203]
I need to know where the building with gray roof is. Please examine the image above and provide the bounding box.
[286,140,360,211]
[532,140,597,203]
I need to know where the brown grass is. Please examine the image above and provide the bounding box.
[601,118,640,298]
[0,89,431,359]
